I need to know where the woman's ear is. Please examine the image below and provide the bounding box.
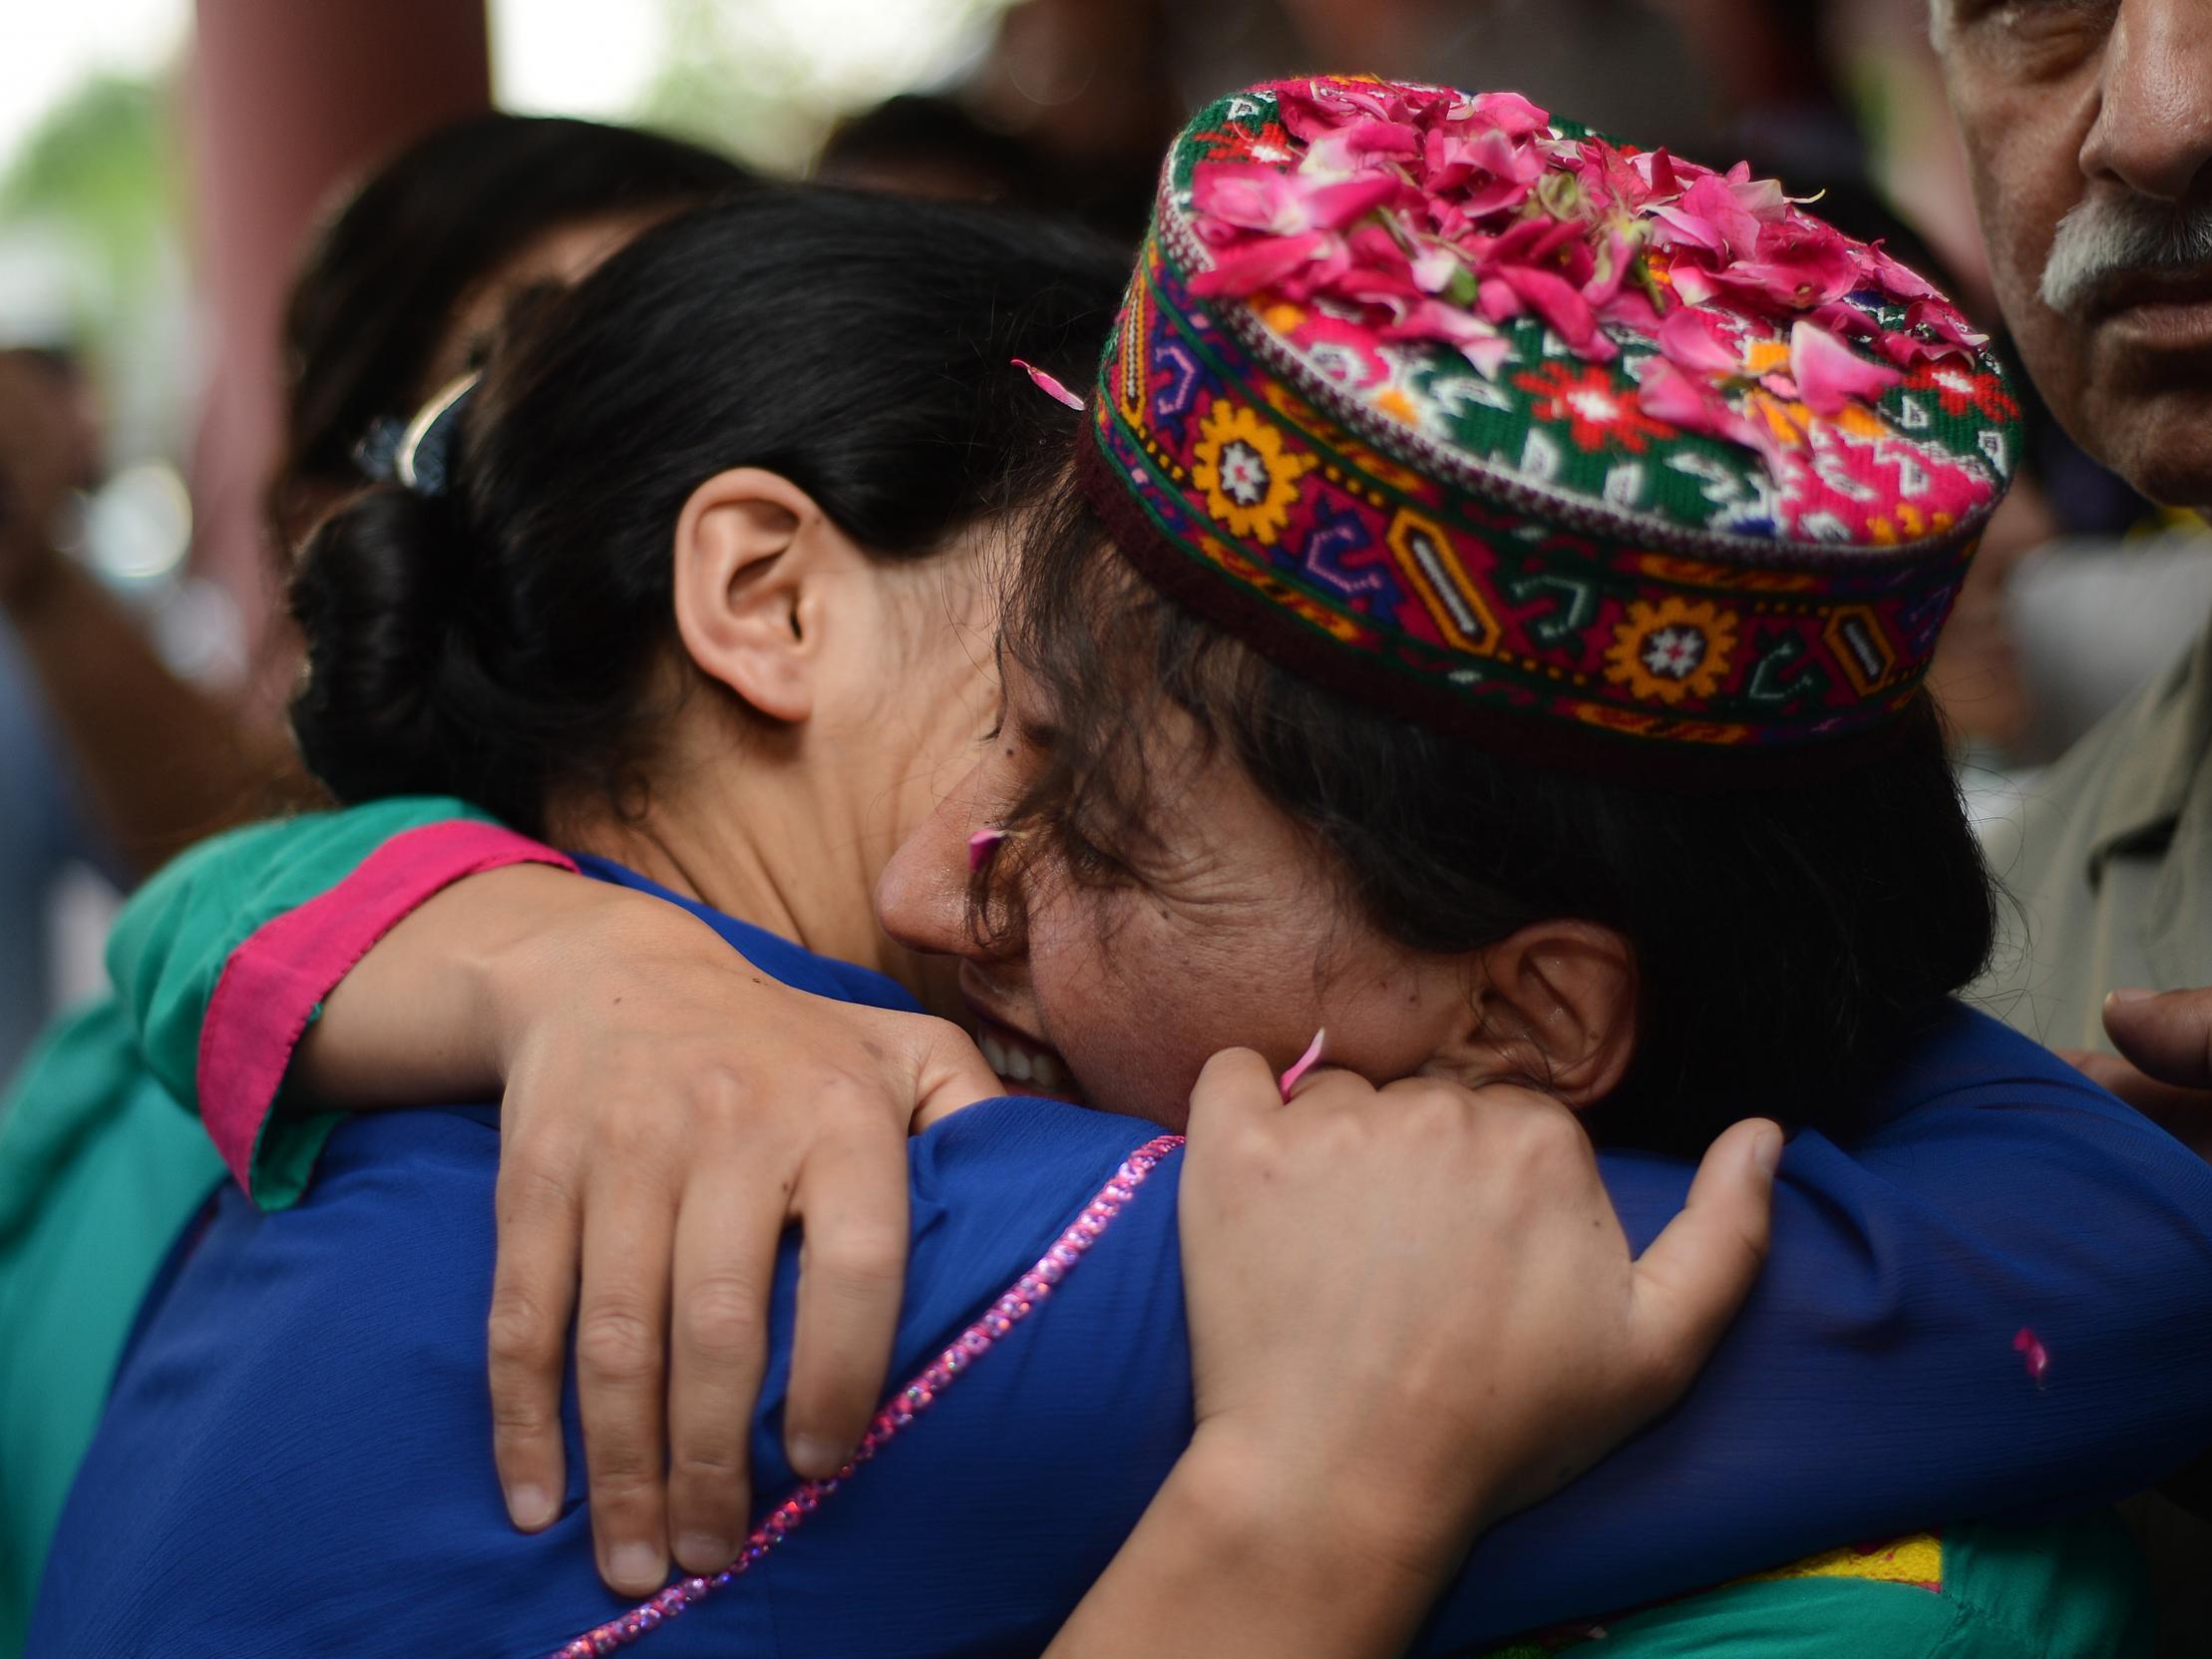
[1443,921,1639,1109]
[670,467,846,725]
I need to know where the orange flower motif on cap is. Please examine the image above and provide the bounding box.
[1605,597,1739,704]
[1192,401,1314,545]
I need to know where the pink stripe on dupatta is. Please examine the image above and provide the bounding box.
[197,820,575,1197]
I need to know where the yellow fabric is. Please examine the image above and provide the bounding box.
[1738,1530,1942,1592]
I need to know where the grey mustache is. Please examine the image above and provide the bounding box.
[2040,194,2212,315]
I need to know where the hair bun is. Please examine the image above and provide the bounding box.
[287,484,481,803]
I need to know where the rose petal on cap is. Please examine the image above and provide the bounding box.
[1469,90,1550,137]
[1656,307,1744,376]
[1188,230,1335,298]
[1789,320,1903,417]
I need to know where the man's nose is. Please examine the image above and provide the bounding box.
[2083,0,2212,203]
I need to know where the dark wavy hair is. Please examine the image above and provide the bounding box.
[287,187,1127,835]
[987,482,2000,1151]
[270,113,752,549]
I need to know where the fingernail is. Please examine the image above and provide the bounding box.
[1752,1124,1783,1176]
[790,1433,846,1478]
[2107,988,2156,1006]
[607,1541,665,1592]
[506,1484,555,1530]
[675,1531,733,1572]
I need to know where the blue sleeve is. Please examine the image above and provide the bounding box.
[745,1024,2212,1654]
[1427,1016,2212,1640]
[36,1014,2212,1658]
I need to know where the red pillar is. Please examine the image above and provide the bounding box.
[186,0,490,692]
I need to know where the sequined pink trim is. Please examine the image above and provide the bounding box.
[546,1133,1186,1658]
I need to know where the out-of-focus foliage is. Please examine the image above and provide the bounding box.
[0,71,189,457]
[633,0,1012,173]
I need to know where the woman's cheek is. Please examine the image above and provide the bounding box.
[1033,942,1205,1126]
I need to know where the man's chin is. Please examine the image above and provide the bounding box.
[2105,430,2212,518]
[2069,379,2212,514]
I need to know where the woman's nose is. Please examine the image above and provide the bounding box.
[876,770,1000,961]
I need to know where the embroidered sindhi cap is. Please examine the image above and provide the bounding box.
[1078,76,2023,777]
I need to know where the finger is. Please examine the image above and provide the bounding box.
[664,1169,779,1576]
[574,1179,678,1597]
[1188,1047,1290,1134]
[783,1118,910,1481]
[2103,989,2212,1092]
[2063,1049,2212,1142]
[906,1018,1006,1130]
[1629,1117,1781,1397]
[487,1151,582,1535]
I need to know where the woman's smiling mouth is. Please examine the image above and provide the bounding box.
[970,1010,1085,1104]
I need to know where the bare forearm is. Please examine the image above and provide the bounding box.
[294,862,720,1110]
[4,557,302,874]
[293,862,594,1104]
[1045,1426,1486,1659]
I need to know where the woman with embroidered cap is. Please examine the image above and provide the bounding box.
[34,87,2210,1657]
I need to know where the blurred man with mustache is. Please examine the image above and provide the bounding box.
[1935,3,2212,1130]
[1934,2,2212,1648]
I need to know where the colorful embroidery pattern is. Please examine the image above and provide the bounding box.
[545,1134,1186,1658]
[1192,400,1314,542]
[1079,78,2022,774]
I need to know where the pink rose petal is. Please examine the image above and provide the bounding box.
[2013,1327,2049,1386]
[1636,356,1727,430]
[1667,262,1719,306]
[1789,320,1903,416]
[967,827,1011,873]
[1495,264,1615,360]
[1010,360,1084,411]
[1470,90,1550,137]
[1681,174,1764,259]
[1301,174,1404,230]
[1410,247,1461,294]
[1903,298,1991,360]
[1279,1030,1327,1099]
[1383,299,1511,376]
[1870,245,1941,303]
[1188,230,1334,298]
[1657,307,1743,376]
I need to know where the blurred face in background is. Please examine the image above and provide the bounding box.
[1935,0,2212,509]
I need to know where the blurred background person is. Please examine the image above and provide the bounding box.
[0,3,749,1083]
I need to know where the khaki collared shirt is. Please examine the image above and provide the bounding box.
[1976,612,2212,1048]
